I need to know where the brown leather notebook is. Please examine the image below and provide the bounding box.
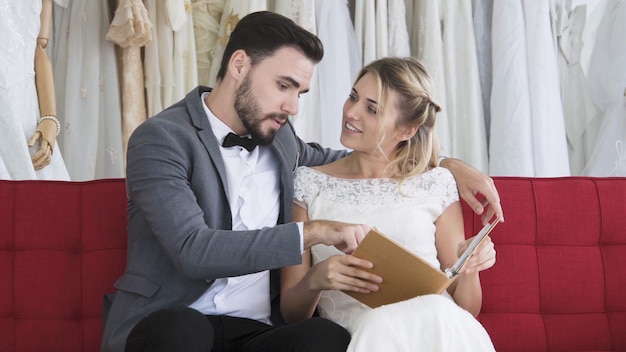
[344,220,499,308]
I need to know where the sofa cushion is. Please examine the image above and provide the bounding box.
[463,177,626,352]
[0,179,127,352]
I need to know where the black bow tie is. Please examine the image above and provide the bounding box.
[222,132,258,152]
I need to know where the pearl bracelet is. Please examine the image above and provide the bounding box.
[39,115,61,136]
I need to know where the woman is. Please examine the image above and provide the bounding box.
[281,57,497,351]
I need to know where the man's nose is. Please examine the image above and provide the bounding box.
[282,94,299,116]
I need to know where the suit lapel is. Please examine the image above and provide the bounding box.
[185,86,298,223]
[186,87,231,195]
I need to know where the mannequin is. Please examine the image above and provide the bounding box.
[28,0,60,171]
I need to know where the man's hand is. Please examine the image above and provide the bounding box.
[303,220,370,254]
[441,158,504,224]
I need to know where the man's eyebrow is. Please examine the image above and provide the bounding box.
[279,75,309,94]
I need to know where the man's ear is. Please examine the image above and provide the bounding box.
[228,49,249,79]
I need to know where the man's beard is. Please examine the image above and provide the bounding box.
[234,76,288,145]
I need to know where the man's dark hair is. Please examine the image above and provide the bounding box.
[216,11,324,81]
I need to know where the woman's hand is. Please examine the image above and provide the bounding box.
[309,254,382,293]
[457,235,496,274]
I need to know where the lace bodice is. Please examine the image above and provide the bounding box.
[293,166,459,332]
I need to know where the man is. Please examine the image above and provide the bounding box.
[102,11,503,352]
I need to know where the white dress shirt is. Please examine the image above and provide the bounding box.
[188,92,281,324]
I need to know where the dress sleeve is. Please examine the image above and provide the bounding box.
[293,166,316,209]
[437,167,460,211]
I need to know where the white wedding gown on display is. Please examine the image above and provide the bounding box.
[52,0,124,181]
[522,1,570,176]
[0,0,69,180]
[582,0,626,177]
[294,166,495,351]
[144,0,199,117]
[440,0,488,174]
[489,1,534,176]
[557,1,599,175]
[406,1,450,162]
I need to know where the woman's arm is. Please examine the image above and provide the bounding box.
[280,204,380,324]
[280,205,324,323]
[435,201,495,317]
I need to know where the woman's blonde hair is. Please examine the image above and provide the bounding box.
[356,57,442,182]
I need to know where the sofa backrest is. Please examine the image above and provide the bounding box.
[462,177,626,352]
[1,177,625,352]
[0,179,128,352]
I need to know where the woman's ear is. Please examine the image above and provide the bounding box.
[398,126,418,142]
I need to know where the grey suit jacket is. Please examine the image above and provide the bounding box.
[101,86,345,352]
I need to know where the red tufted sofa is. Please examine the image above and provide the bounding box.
[1,177,625,352]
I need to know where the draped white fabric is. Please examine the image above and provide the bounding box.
[440,1,489,173]
[144,0,198,118]
[406,1,451,161]
[52,0,123,181]
[489,1,535,176]
[472,0,494,148]
[582,0,626,176]
[523,1,571,176]
[557,0,599,175]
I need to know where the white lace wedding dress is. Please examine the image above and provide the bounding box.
[293,166,495,351]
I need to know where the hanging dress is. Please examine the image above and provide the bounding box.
[557,1,598,175]
[407,1,451,159]
[52,0,124,180]
[191,0,225,86]
[387,0,410,58]
[441,0,488,173]
[523,1,571,176]
[353,0,377,66]
[582,0,626,177]
[489,1,534,176]
[472,0,493,148]
[106,0,152,163]
[144,0,198,117]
